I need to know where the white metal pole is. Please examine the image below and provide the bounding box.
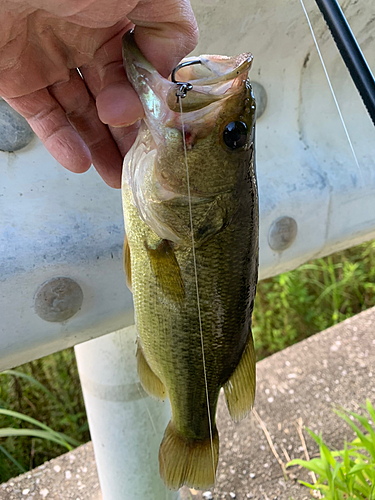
[74,325,179,500]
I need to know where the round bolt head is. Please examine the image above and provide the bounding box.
[250,81,267,120]
[0,99,34,152]
[268,216,298,252]
[34,277,83,323]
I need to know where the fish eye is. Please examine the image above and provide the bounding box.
[223,121,248,150]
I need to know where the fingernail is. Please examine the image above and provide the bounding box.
[111,118,142,128]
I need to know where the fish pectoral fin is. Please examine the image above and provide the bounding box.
[145,239,185,302]
[123,234,132,292]
[223,333,256,423]
[159,421,219,490]
[193,194,232,246]
[136,341,166,401]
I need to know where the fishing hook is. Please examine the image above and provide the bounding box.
[171,60,202,100]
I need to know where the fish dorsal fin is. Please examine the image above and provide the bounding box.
[136,341,166,401]
[145,239,185,302]
[123,234,132,292]
[223,332,256,422]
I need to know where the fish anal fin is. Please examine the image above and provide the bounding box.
[159,421,219,490]
[123,234,132,292]
[223,333,256,423]
[136,342,166,401]
[145,239,185,302]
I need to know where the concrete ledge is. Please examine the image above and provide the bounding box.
[0,442,99,500]
[2,307,374,500]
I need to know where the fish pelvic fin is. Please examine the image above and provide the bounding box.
[123,234,132,292]
[223,332,256,422]
[145,239,185,303]
[159,421,219,490]
[136,341,166,401]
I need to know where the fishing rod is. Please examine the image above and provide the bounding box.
[314,0,375,126]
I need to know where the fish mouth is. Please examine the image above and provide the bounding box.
[122,31,253,143]
[167,53,253,112]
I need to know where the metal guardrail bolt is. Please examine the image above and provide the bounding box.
[34,277,83,322]
[250,82,267,120]
[0,99,34,152]
[268,216,298,251]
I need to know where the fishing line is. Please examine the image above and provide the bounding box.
[178,96,217,494]
[299,0,363,181]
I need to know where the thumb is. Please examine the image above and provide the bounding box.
[128,0,198,78]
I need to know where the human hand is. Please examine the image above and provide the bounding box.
[0,0,198,187]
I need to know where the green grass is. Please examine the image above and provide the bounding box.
[0,350,89,482]
[253,239,375,359]
[0,239,374,483]
[287,399,375,499]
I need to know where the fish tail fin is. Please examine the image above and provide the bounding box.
[223,333,256,422]
[159,421,219,490]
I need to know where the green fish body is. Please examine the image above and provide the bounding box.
[122,33,258,490]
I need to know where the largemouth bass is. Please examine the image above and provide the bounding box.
[121,32,258,490]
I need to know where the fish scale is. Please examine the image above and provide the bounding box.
[121,31,258,490]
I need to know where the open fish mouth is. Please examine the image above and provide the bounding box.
[166,53,253,112]
[122,31,253,144]
[122,31,256,232]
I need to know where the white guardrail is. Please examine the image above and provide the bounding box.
[1,0,374,371]
[0,1,374,498]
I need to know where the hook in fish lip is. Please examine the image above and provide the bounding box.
[171,60,202,100]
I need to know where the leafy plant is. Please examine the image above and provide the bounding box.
[287,399,375,499]
[253,240,375,359]
[0,350,89,482]
[0,409,80,448]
